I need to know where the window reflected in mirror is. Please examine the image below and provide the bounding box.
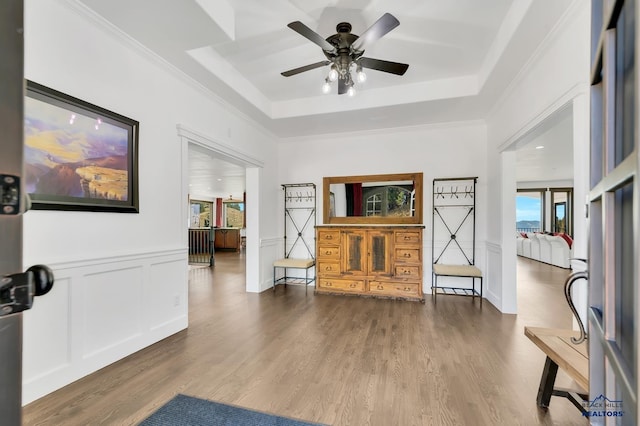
[323,173,422,224]
[330,182,414,217]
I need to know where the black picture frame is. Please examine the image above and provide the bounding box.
[24,80,139,213]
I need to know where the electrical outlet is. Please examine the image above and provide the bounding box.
[173,295,180,307]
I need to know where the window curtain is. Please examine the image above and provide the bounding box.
[215,198,223,227]
[345,183,363,216]
[345,184,354,216]
[352,183,363,216]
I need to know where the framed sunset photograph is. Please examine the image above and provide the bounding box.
[24,81,139,212]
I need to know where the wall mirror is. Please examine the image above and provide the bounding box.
[323,172,423,224]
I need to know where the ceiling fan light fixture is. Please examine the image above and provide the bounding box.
[322,80,331,94]
[281,14,408,95]
[347,85,356,97]
[328,66,339,82]
[357,68,367,83]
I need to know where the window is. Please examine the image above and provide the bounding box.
[550,188,572,235]
[189,200,212,228]
[554,203,566,233]
[515,190,544,232]
[224,201,244,228]
[363,185,412,217]
[366,193,382,216]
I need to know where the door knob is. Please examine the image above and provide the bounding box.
[0,265,54,316]
[27,265,55,296]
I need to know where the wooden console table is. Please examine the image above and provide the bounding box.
[316,225,425,302]
[524,326,589,413]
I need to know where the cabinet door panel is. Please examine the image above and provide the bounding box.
[226,230,239,249]
[342,231,366,275]
[368,231,393,276]
[214,229,225,249]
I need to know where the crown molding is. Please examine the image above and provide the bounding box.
[279,119,486,144]
[59,0,277,142]
[486,0,588,121]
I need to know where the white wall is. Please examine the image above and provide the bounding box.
[277,122,488,297]
[22,0,279,403]
[486,1,590,313]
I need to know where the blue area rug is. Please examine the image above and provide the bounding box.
[139,394,323,426]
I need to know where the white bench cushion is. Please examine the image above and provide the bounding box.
[273,258,315,268]
[433,264,482,278]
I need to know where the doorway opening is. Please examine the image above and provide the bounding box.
[178,125,263,293]
[508,103,583,322]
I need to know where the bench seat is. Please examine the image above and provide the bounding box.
[431,264,483,305]
[524,326,589,413]
[273,258,315,293]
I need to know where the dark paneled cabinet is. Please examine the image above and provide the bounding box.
[214,228,240,251]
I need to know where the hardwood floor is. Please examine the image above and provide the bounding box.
[23,254,588,425]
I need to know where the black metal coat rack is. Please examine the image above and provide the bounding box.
[431,177,482,303]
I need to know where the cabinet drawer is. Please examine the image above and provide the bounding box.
[395,248,421,263]
[317,261,340,275]
[318,278,364,292]
[369,281,421,298]
[317,245,340,259]
[395,231,421,245]
[318,230,341,243]
[394,265,421,279]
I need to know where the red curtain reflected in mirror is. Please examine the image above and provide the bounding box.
[345,183,363,216]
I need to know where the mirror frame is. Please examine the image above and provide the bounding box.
[323,172,423,224]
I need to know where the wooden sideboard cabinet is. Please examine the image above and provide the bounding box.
[214,228,240,251]
[316,225,424,301]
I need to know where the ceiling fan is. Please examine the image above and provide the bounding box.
[281,13,409,96]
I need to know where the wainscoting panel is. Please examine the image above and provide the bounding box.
[83,266,144,358]
[22,249,188,405]
[485,241,502,309]
[23,276,71,385]
[148,259,188,331]
[260,237,280,292]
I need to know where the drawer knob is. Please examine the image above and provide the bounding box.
[403,253,411,258]
[377,285,384,290]
[325,250,332,255]
[325,266,332,271]
[325,235,333,240]
[403,270,410,274]
[326,282,332,287]
[349,283,356,288]
[404,236,410,240]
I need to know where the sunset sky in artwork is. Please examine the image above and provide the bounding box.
[24,96,128,167]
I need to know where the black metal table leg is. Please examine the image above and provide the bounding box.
[537,356,559,408]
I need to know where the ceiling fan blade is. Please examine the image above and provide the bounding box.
[338,78,347,95]
[359,57,409,75]
[352,13,400,51]
[287,21,335,52]
[281,61,331,77]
